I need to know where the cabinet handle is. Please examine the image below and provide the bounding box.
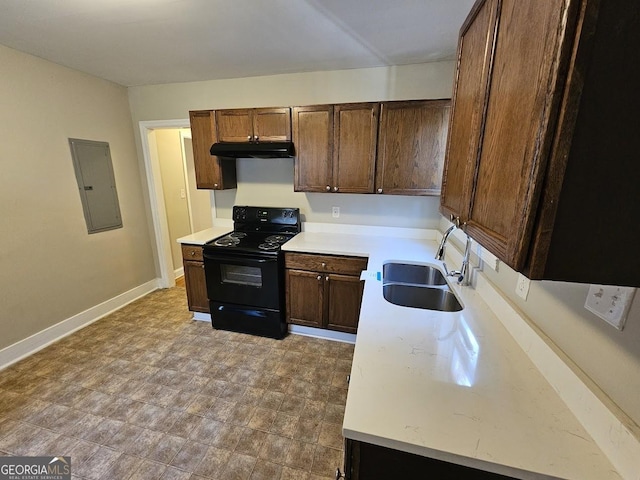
[317,275,322,281]
[377,188,383,194]
[326,185,331,191]
[335,468,345,479]
[333,186,339,192]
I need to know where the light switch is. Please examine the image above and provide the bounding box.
[585,285,635,330]
[180,188,186,199]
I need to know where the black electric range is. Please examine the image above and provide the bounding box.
[202,206,300,339]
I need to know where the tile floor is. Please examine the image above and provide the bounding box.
[0,285,355,479]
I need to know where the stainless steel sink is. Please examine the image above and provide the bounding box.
[382,283,463,312]
[382,262,463,312]
[383,262,447,286]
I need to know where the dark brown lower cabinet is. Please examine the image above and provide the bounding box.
[181,244,209,313]
[285,253,367,333]
[343,439,516,479]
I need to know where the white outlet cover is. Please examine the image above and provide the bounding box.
[585,284,636,330]
[332,206,340,218]
[515,273,531,300]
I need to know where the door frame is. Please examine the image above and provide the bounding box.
[139,119,216,288]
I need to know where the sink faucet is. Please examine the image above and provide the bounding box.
[436,217,472,286]
[435,216,459,261]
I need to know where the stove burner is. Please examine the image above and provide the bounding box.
[258,242,280,251]
[214,236,239,247]
[265,234,288,244]
[229,232,247,239]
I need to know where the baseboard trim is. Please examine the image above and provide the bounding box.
[0,279,160,371]
[289,324,356,344]
[174,267,184,279]
[192,312,212,322]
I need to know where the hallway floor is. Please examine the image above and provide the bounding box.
[0,286,354,479]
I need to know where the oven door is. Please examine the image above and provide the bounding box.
[203,251,281,310]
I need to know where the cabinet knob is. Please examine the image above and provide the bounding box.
[326,185,331,191]
[214,183,219,188]
[335,468,345,479]
[333,186,339,192]
[317,275,322,281]
[254,135,259,141]
[190,251,195,256]
[321,262,326,268]
[377,188,383,194]
[325,276,329,281]
[247,135,252,141]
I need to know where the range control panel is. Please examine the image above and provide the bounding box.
[233,206,300,228]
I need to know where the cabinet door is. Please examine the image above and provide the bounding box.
[189,110,237,190]
[253,107,291,141]
[183,260,209,313]
[286,269,324,328]
[293,105,334,192]
[215,109,253,142]
[440,0,499,221]
[376,100,451,195]
[326,274,363,334]
[466,0,570,267]
[333,103,379,193]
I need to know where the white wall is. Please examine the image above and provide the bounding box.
[0,44,156,351]
[128,62,455,228]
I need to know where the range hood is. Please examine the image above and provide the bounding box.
[209,141,295,159]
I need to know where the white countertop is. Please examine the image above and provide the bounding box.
[176,226,231,245]
[283,231,620,479]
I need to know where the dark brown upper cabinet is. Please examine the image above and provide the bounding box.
[376,100,451,196]
[188,110,237,190]
[215,107,291,142]
[294,100,449,195]
[440,0,640,286]
[293,103,379,193]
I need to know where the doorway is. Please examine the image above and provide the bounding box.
[139,120,215,288]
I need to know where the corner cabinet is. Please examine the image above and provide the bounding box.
[342,439,514,479]
[284,253,367,334]
[181,244,209,313]
[376,100,450,195]
[215,107,291,142]
[292,103,378,194]
[188,110,237,190]
[440,0,640,286]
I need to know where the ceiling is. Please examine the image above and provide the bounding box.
[0,0,474,87]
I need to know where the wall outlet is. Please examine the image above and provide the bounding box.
[515,273,531,300]
[585,284,636,330]
[332,206,340,218]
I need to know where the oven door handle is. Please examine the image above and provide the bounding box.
[203,253,276,264]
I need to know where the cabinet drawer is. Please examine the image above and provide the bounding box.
[181,244,204,262]
[285,252,367,275]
